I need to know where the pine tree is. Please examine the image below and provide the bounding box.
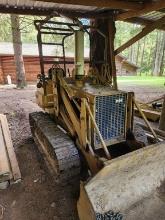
[11,14,26,88]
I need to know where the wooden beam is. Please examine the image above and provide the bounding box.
[0,5,128,19]
[115,15,165,55]
[33,0,143,10]
[126,17,165,31]
[108,16,118,89]
[0,5,90,17]
[0,5,51,16]
[0,6,112,19]
[116,0,165,21]
[0,114,21,181]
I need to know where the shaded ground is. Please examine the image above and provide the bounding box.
[0,86,79,220]
[0,82,164,220]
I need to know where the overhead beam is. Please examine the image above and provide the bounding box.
[0,5,118,19]
[116,0,165,20]
[115,15,165,55]
[0,5,51,16]
[33,0,143,10]
[0,5,98,17]
[126,17,165,31]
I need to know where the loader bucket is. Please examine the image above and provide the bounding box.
[78,142,165,220]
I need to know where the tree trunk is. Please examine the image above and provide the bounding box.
[140,37,146,75]
[159,96,165,131]
[129,44,136,64]
[136,41,140,65]
[160,32,165,76]
[153,31,165,76]
[10,14,26,88]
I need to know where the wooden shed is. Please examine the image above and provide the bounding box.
[0,43,138,84]
[116,54,139,76]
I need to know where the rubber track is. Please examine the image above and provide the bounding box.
[29,112,80,183]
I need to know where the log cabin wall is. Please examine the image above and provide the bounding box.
[121,62,138,76]
[0,58,4,83]
[0,55,55,84]
[0,55,137,84]
[115,55,138,76]
[0,55,89,84]
[115,55,123,76]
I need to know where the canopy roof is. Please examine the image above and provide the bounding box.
[0,0,164,30]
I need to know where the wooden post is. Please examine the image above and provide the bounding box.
[90,15,118,89]
[90,18,109,71]
[85,101,111,159]
[108,16,117,89]
[159,96,165,131]
[133,98,159,141]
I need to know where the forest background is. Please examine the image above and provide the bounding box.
[0,14,164,76]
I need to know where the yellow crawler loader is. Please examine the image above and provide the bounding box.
[29,19,165,220]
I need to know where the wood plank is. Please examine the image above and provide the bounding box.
[34,0,143,10]
[133,99,159,141]
[85,101,111,159]
[115,15,165,55]
[116,0,165,21]
[60,88,81,140]
[136,122,165,138]
[80,98,87,147]
[134,108,160,122]
[0,122,11,182]
[0,114,21,181]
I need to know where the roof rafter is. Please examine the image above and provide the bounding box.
[126,17,165,31]
[33,0,143,10]
[116,0,165,20]
[0,4,51,16]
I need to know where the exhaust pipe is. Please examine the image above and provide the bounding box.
[74,30,84,80]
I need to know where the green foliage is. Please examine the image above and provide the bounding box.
[0,14,12,41]
[117,75,165,88]
[115,21,164,75]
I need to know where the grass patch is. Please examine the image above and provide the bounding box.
[117,76,165,87]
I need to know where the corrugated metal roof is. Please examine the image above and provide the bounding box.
[0,0,164,29]
[0,0,163,15]
[140,11,165,21]
[0,0,105,13]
